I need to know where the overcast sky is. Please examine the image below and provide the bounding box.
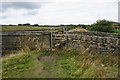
[0,0,119,25]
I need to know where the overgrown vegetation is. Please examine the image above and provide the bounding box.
[2,49,118,78]
[87,19,114,33]
[64,19,120,34]
[114,27,120,34]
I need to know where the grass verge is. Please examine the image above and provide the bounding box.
[2,49,118,78]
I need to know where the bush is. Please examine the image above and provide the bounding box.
[78,24,90,29]
[88,19,114,33]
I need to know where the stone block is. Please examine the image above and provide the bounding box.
[99,47,107,51]
[97,37,103,43]
[75,35,78,40]
[102,38,107,44]
[118,39,120,45]
[87,36,91,41]
[81,35,87,41]
[92,42,98,46]
[77,35,81,40]
[111,38,118,45]
[92,36,97,42]
[71,35,76,40]
[106,37,112,44]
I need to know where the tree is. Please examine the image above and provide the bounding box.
[89,19,114,33]
[33,24,39,26]
[18,24,23,26]
[23,23,30,26]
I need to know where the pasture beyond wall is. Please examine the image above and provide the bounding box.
[1,30,120,55]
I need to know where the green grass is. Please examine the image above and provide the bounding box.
[2,49,118,78]
[1,26,63,31]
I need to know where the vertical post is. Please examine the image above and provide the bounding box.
[63,28,64,32]
[0,30,2,80]
[65,28,68,49]
[50,28,53,49]
[53,28,55,34]
[72,28,74,32]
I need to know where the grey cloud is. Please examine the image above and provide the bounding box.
[23,10,38,16]
[27,11,38,15]
[0,2,41,19]
[2,2,42,12]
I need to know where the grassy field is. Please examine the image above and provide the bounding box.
[2,49,118,78]
[2,25,119,34]
[1,26,63,31]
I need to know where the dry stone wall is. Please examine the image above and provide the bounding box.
[55,31,120,39]
[1,30,120,55]
[53,31,120,54]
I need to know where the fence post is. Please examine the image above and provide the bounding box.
[72,28,74,32]
[50,28,53,49]
[65,28,68,49]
